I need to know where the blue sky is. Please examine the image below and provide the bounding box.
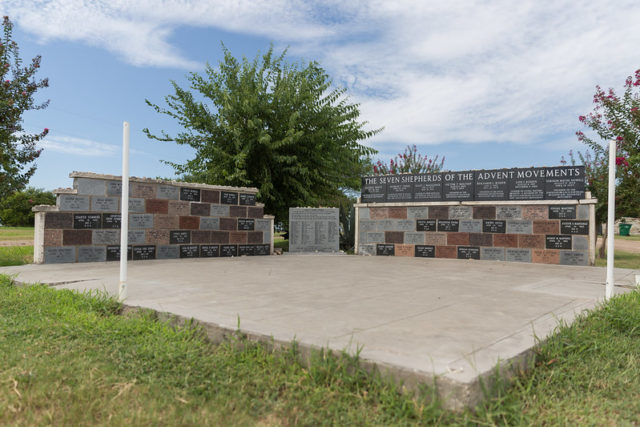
[2,0,640,191]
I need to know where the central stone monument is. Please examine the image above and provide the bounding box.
[288,207,340,253]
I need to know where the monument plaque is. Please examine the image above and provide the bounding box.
[44,247,76,264]
[220,244,237,257]
[506,220,533,234]
[458,246,480,259]
[459,220,482,233]
[78,246,106,263]
[179,245,199,258]
[549,206,576,219]
[58,195,90,211]
[415,219,435,232]
[289,208,339,253]
[102,213,121,229]
[180,187,201,202]
[221,191,238,205]
[132,245,156,260]
[239,193,257,206]
[255,244,270,256]
[482,220,506,233]
[361,176,387,203]
[545,235,572,250]
[481,247,505,261]
[415,245,435,257]
[73,214,101,229]
[560,220,589,235]
[496,206,522,219]
[200,217,220,230]
[200,245,219,257]
[91,197,118,212]
[170,230,190,244]
[505,248,531,263]
[376,244,395,256]
[386,177,413,202]
[129,214,153,229]
[560,251,588,266]
[413,174,443,201]
[106,245,132,261]
[157,185,179,200]
[508,168,545,200]
[238,245,255,256]
[545,166,585,200]
[437,219,459,232]
[474,169,510,201]
[442,171,474,201]
[157,245,179,259]
[238,218,255,231]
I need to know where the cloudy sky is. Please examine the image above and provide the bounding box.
[2,0,639,190]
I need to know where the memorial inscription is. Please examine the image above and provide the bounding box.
[437,219,459,232]
[106,245,132,261]
[73,214,101,229]
[458,246,480,259]
[180,245,199,258]
[102,213,121,229]
[549,206,576,219]
[415,245,435,257]
[482,220,506,233]
[133,245,156,260]
[170,231,190,244]
[561,220,589,235]
[200,245,219,257]
[545,235,572,250]
[238,218,255,231]
[180,188,200,202]
[221,191,238,205]
[416,219,436,232]
[376,244,395,256]
[239,193,257,206]
[220,244,237,257]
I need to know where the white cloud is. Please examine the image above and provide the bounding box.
[40,135,121,156]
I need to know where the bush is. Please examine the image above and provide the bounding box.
[0,187,55,226]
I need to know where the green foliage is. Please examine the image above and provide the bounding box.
[0,187,54,226]
[373,144,444,175]
[0,16,49,200]
[0,245,32,266]
[144,45,379,222]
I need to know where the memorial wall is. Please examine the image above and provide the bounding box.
[289,208,340,253]
[33,172,274,264]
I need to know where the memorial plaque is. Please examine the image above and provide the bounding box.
[102,213,121,229]
[254,218,271,232]
[91,197,118,212]
[393,220,414,231]
[415,245,435,257]
[157,245,179,259]
[180,187,201,202]
[549,206,576,219]
[386,178,413,202]
[442,171,474,201]
[505,248,531,263]
[545,166,585,200]
[413,174,443,201]
[170,230,190,244]
[210,205,230,217]
[459,220,482,233]
[474,169,511,201]
[130,214,153,229]
[58,195,90,211]
[577,205,589,220]
[237,218,255,231]
[573,236,589,251]
[73,214,101,229]
[75,178,106,195]
[407,207,429,219]
[255,244,270,256]
[200,217,220,230]
[92,230,119,245]
[220,244,237,257]
[133,245,156,260]
[437,219,459,232]
[376,243,395,256]
[200,244,219,257]
[416,219,436,231]
[289,208,339,253]
[404,232,425,244]
[545,235,572,249]
[449,206,472,219]
[238,245,255,256]
[458,246,480,259]
[44,247,76,264]
[496,206,522,219]
[106,245,132,261]
[361,176,387,203]
[483,220,506,233]
[239,193,257,206]
[128,230,146,244]
[128,198,145,213]
[78,246,106,263]
[481,247,505,261]
[506,220,532,234]
[361,232,384,244]
[376,219,394,232]
[359,220,376,232]
[508,168,545,200]
[157,185,179,200]
[560,220,589,235]
[559,251,588,266]
[179,245,199,258]
[106,181,122,196]
[221,191,238,205]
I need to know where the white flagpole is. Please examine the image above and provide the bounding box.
[605,140,616,300]
[119,122,130,302]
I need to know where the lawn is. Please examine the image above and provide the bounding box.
[2,275,640,424]
[0,226,34,241]
[0,246,33,267]
[618,234,640,241]
[595,250,640,269]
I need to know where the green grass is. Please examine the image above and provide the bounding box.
[2,274,640,425]
[617,234,640,241]
[0,246,33,266]
[595,250,640,269]
[0,226,34,241]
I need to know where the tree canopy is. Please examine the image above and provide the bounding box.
[144,46,379,221]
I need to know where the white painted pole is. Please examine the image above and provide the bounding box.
[605,140,616,300]
[119,122,130,302]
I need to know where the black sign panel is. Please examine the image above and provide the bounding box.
[413,174,443,201]
[200,245,220,257]
[416,219,437,232]
[483,220,506,233]
[239,193,257,206]
[546,235,572,249]
[415,245,435,257]
[221,191,238,205]
[508,168,545,200]
[561,220,589,235]
[132,245,156,260]
[170,230,190,244]
[361,176,387,203]
[106,245,132,261]
[545,167,585,200]
[474,169,511,201]
[180,245,199,258]
[437,219,459,232]
[238,218,255,231]
[73,214,101,229]
[180,187,201,202]
[102,213,121,229]
[458,246,480,259]
[386,180,413,203]
[256,244,270,255]
[376,244,395,256]
[238,245,255,256]
[442,171,475,201]
[220,244,238,257]
[549,206,576,219]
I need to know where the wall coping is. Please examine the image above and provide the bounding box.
[355,198,597,208]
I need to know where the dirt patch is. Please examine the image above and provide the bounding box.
[0,240,33,247]
[597,237,640,254]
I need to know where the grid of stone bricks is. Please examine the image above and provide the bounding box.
[358,204,591,265]
[41,177,271,263]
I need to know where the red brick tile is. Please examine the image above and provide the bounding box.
[229,231,247,244]
[45,212,72,229]
[247,231,263,244]
[522,205,548,220]
[385,231,404,244]
[179,216,200,229]
[219,217,237,231]
[469,233,493,246]
[532,249,560,264]
[518,234,545,249]
[493,234,518,248]
[191,230,212,244]
[146,229,169,245]
[533,220,559,234]
[190,203,211,216]
[395,244,414,256]
[201,189,220,203]
[230,206,247,217]
[447,232,470,246]
[473,206,496,219]
[428,206,449,219]
[145,199,169,214]
[211,231,229,244]
[388,207,407,219]
[370,208,389,219]
[247,206,264,218]
[44,229,63,246]
[63,230,92,245]
[436,245,457,258]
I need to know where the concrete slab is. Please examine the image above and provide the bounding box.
[1,256,637,409]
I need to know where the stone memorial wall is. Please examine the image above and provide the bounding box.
[33,172,274,264]
[289,208,340,252]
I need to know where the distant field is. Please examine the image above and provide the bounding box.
[618,235,640,241]
[595,250,640,269]
[0,226,34,241]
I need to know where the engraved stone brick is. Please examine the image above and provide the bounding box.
[239,193,257,206]
[45,247,76,264]
[44,229,63,246]
[106,245,132,261]
[106,181,122,196]
[63,230,92,245]
[548,206,576,219]
[505,248,531,263]
[358,244,376,256]
[404,232,425,244]
[247,206,264,218]
[416,219,437,231]
[45,212,72,229]
[180,244,199,258]
[428,206,449,219]
[131,182,157,199]
[506,220,532,234]
[518,234,545,248]
[201,189,220,203]
[459,219,482,233]
[359,220,377,232]
[522,205,547,220]
[447,232,470,246]
[424,232,447,246]
[407,207,428,219]
[370,207,389,219]
[129,214,153,229]
[57,195,90,211]
[482,220,506,233]
[573,235,589,251]
[247,231,263,244]
[220,191,238,205]
[435,245,457,258]
[237,218,255,231]
[493,234,519,248]
[230,231,248,244]
[230,206,247,217]
[180,188,201,202]
[128,198,145,213]
[78,246,106,263]
[393,220,414,231]
[145,199,169,214]
[238,244,255,256]
[449,206,472,219]
[92,230,119,245]
[545,235,572,249]
[458,246,480,259]
[200,217,220,230]
[469,233,493,246]
[102,213,121,229]
[132,245,156,260]
[560,251,588,266]
[128,230,146,244]
[200,245,220,257]
[577,205,589,220]
[263,232,271,244]
[191,230,212,244]
[254,219,271,232]
[73,214,101,229]
[179,216,200,229]
[533,220,559,235]
[376,219,395,232]
[473,206,496,219]
[157,245,179,259]
[146,229,170,245]
[385,231,404,244]
[191,202,211,216]
[154,214,179,229]
[376,244,394,256]
[437,219,459,232]
[388,207,407,219]
[532,249,560,264]
[561,220,589,235]
[481,247,504,261]
[359,208,370,219]
[75,178,106,195]
[211,231,230,244]
[157,185,179,200]
[168,200,191,216]
[496,206,522,219]
[395,244,414,256]
[221,244,238,257]
[210,205,230,217]
[91,197,119,212]
[364,232,385,243]
[219,217,236,231]
[170,230,190,244]
[415,245,435,257]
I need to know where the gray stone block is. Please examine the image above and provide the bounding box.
[106,181,122,196]
[366,232,385,243]
[254,219,271,232]
[92,230,120,245]
[459,219,482,233]
[449,206,472,219]
[481,247,505,261]
[376,220,395,232]
[572,235,589,251]
[128,230,146,244]
[263,232,272,244]
[200,217,220,230]
[210,205,230,217]
[128,198,145,213]
[404,232,425,244]
[57,195,90,211]
[505,248,531,263]
[394,220,414,231]
[560,251,588,266]
[496,206,522,219]
[358,244,376,256]
[157,185,179,200]
[91,197,119,212]
[359,207,370,219]
[78,246,106,262]
[129,214,153,229]
[44,246,76,264]
[407,207,429,219]
[577,205,589,220]
[359,220,377,232]
[75,178,106,196]
[157,245,179,259]
[506,220,532,234]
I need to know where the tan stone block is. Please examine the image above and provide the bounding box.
[388,207,407,219]
[522,205,548,220]
[533,220,559,235]
[146,229,169,245]
[229,231,247,244]
[395,244,414,256]
[168,200,190,216]
[518,234,545,249]
[532,249,560,264]
[131,182,157,198]
[44,229,63,246]
[424,232,447,246]
[154,215,179,229]
[370,207,389,219]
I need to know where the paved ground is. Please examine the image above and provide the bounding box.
[1,256,638,409]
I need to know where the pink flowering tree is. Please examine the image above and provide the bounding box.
[0,16,49,200]
[372,144,445,175]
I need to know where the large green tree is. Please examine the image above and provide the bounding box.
[144,46,379,221]
[0,16,49,200]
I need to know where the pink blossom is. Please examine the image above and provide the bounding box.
[578,115,586,123]
[616,136,623,141]
[616,157,629,167]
